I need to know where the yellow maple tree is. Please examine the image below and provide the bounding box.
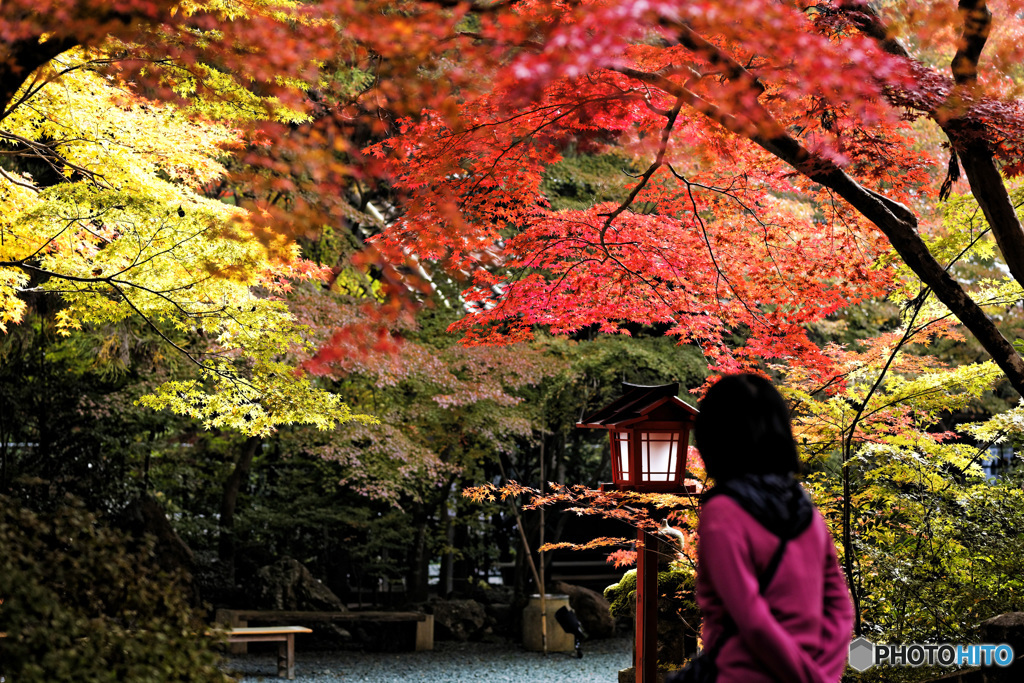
[0,49,369,435]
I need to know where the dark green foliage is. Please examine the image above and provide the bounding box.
[604,567,699,626]
[605,567,700,671]
[0,495,229,683]
[840,665,944,683]
[0,292,710,615]
[541,152,635,212]
[230,449,411,600]
[0,313,191,513]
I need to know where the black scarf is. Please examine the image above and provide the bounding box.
[702,473,814,540]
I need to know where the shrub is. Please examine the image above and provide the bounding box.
[605,567,700,627]
[0,495,230,682]
[605,566,701,670]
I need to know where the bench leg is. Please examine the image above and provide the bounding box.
[277,634,296,680]
[415,615,434,651]
[215,610,249,655]
[225,614,248,655]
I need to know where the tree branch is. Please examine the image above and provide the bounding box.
[422,0,514,13]
[836,1,911,59]
[751,130,1024,395]
[934,2,1024,304]
[0,167,39,192]
[610,63,1024,396]
[0,35,78,120]
[951,0,992,86]
[669,21,765,96]
[598,97,683,244]
[844,0,1024,343]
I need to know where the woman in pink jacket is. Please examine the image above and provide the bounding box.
[687,374,855,683]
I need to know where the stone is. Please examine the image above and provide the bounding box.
[522,594,575,652]
[552,580,616,639]
[121,496,194,567]
[429,598,487,641]
[467,582,513,606]
[119,495,200,605]
[253,556,347,612]
[486,602,513,636]
[617,668,669,683]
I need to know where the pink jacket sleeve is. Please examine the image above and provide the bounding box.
[818,535,855,680]
[699,499,838,683]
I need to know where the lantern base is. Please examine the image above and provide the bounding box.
[600,481,701,494]
[617,667,670,683]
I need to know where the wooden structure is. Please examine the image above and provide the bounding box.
[225,625,311,680]
[578,382,698,683]
[216,609,434,653]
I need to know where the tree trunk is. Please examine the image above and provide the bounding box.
[439,515,455,597]
[407,510,432,602]
[452,523,471,594]
[219,436,260,570]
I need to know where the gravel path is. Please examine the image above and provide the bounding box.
[227,637,632,682]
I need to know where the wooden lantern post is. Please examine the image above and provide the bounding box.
[578,383,698,683]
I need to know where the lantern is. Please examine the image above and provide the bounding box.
[578,382,697,492]
[577,382,698,683]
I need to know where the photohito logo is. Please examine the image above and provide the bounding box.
[848,637,1015,671]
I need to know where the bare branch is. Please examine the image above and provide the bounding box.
[669,21,765,96]
[598,97,683,244]
[0,167,39,192]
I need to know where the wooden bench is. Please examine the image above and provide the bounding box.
[226,626,311,680]
[216,609,434,654]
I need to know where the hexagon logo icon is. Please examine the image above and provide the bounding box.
[849,637,875,672]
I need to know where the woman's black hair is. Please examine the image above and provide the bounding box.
[694,373,800,481]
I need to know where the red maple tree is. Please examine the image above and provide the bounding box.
[4,1,1024,388]
[367,0,1024,393]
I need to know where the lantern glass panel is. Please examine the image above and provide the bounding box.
[614,431,631,481]
[641,432,679,482]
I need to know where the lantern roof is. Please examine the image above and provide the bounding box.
[577,382,698,430]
